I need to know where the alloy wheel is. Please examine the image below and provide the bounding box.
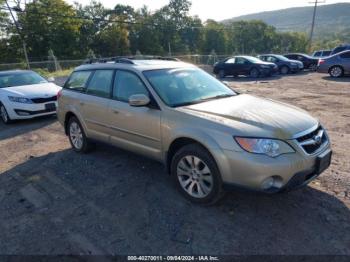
[330,66,343,78]
[250,68,259,78]
[69,121,83,150]
[177,155,214,198]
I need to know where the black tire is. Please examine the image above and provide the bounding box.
[0,102,12,124]
[309,64,317,71]
[67,116,93,153]
[218,69,225,79]
[280,65,290,75]
[249,67,260,78]
[329,66,344,78]
[171,143,224,205]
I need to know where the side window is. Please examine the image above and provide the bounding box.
[65,71,92,91]
[225,58,235,64]
[235,58,247,64]
[113,71,149,102]
[86,70,114,98]
[340,51,350,59]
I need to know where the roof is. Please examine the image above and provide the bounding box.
[74,59,195,72]
[0,70,32,76]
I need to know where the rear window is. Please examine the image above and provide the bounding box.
[65,71,92,91]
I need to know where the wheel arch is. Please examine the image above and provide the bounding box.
[165,135,222,175]
[64,111,88,136]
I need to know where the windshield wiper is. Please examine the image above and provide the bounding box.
[199,94,235,102]
[173,94,235,108]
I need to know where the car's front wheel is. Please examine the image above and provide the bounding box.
[0,103,11,124]
[280,65,290,75]
[329,66,343,78]
[171,144,223,204]
[67,116,92,153]
[218,69,225,79]
[249,68,260,78]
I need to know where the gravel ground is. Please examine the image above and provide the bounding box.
[0,72,349,255]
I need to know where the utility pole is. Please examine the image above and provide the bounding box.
[5,0,30,69]
[308,0,325,51]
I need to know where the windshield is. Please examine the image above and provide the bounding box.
[144,68,236,107]
[274,55,290,61]
[0,71,47,88]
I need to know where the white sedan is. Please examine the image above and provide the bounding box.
[0,70,61,124]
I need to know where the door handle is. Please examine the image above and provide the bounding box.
[112,109,119,114]
[79,102,85,106]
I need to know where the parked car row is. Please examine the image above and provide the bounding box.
[213,53,313,78]
[213,49,350,79]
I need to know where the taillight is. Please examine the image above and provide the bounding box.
[318,59,325,65]
[57,89,62,100]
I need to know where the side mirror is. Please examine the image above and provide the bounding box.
[129,94,150,107]
[47,76,55,82]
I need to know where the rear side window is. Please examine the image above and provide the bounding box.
[314,52,321,57]
[113,70,149,102]
[86,70,114,98]
[65,71,92,91]
[340,51,350,59]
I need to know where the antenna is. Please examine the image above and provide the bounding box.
[308,0,326,51]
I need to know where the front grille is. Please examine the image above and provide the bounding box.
[31,96,57,104]
[296,126,328,154]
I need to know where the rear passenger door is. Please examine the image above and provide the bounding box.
[107,70,162,160]
[80,69,114,141]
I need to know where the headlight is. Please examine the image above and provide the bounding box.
[291,63,297,66]
[260,65,270,69]
[234,137,295,158]
[8,96,33,104]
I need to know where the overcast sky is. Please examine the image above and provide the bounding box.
[66,0,350,21]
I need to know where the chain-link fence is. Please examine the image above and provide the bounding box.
[0,54,232,73]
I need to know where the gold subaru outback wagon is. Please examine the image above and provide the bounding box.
[57,58,332,204]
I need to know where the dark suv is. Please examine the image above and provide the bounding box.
[258,54,303,74]
[213,56,277,78]
[330,44,350,56]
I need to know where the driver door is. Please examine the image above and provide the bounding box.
[107,70,162,160]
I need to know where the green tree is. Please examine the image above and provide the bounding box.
[201,20,227,54]
[17,0,82,59]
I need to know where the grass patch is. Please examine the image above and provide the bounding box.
[33,68,73,78]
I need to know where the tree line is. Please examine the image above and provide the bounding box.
[0,0,310,63]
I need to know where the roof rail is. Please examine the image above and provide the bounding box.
[83,56,180,65]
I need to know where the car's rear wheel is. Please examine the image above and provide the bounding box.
[68,116,92,153]
[0,103,12,124]
[329,66,343,78]
[171,144,224,204]
[218,69,225,79]
[249,68,260,78]
[280,65,290,75]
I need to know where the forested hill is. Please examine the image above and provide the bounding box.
[222,3,350,40]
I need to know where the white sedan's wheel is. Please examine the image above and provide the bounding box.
[0,104,10,124]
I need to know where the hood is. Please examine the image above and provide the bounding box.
[2,83,61,98]
[179,94,318,140]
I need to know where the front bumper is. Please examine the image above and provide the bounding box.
[6,101,57,120]
[215,141,332,193]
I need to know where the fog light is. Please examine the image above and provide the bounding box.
[15,110,30,116]
[261,176,283,191]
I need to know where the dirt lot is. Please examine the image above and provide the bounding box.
[0,72,349,255]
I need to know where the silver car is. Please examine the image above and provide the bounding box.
[317,50,350,77]
[57,58,332,204]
